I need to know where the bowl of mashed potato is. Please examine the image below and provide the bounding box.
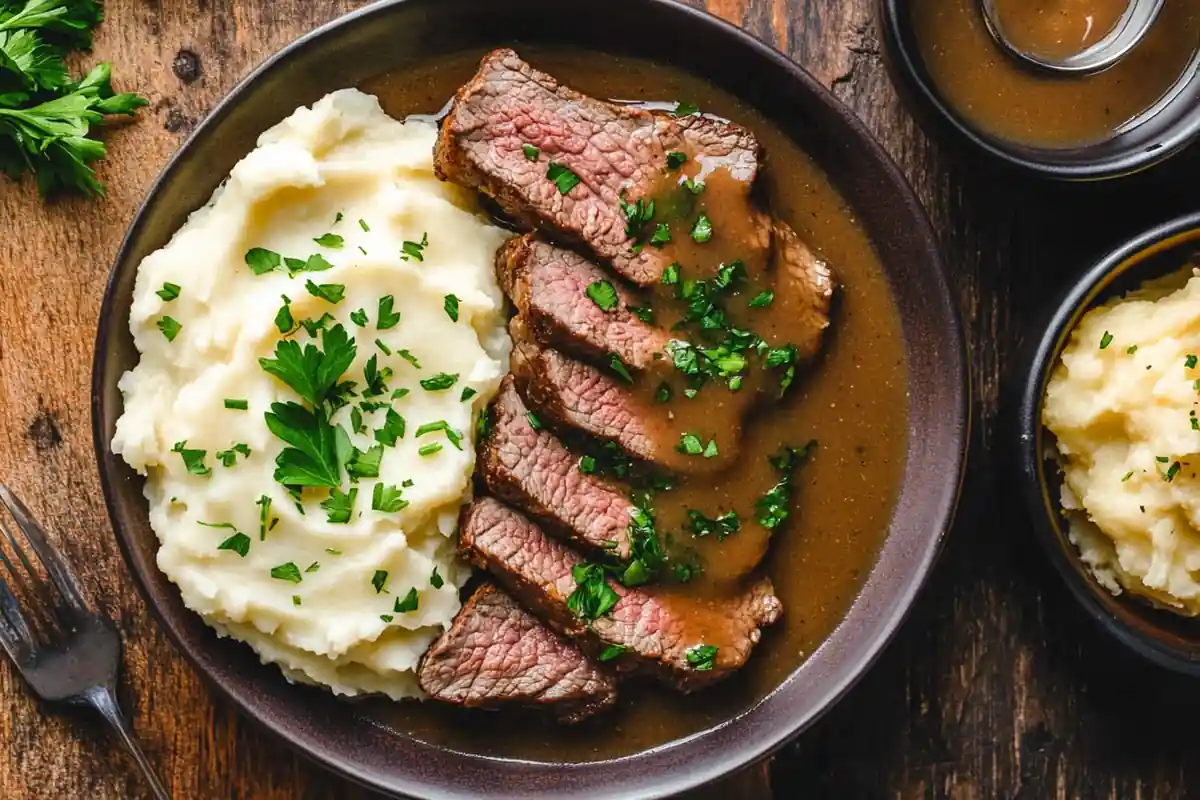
[1013,211,1200,675]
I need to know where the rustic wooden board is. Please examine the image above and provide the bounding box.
[0,1,1197,797]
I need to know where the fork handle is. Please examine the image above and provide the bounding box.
[85,685,172,800]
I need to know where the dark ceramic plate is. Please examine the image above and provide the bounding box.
[1012,212,1200,675]
[878,0,1200,180]
[91,1,969,797]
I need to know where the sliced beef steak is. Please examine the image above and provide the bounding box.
[479,377,636,558]
[419,584,616,723]
[508,316,737,472]
[773,221,836,362]
[435,49,768,286]
[496,234,669,370]
[459,497,783,692]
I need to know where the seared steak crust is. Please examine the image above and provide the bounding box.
[435,49,767,285]
[459,497,783,692]
[419,584,616,723]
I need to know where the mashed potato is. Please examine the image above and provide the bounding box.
[112,89,511,697]
[1044,270,1200,615]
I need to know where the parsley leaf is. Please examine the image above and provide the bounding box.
[314,233,344,248]
[274,295,295,334]
[690,214,713,243]
[305,279,346,305]
[270,562,303,583]
[256,494,274,541]
[215,442,250,467]
[748,290,775,308]
[377,295,400,329]
[586,280,618,312]
[374,408,406,446]
[430,567,444,589]
[547,162,581,194]
[444,294,460,322]
[346,444,383,479]
[755,442,816,530]
[415,420,463,450]
[401,233,428,262]
[372,482,408,513]
[321,486,357,523]
[349,308,368,327]
[419,372,458,391]
[666,151,688,169]
[171,440,210,477]
[224,398,248,410]
[417,442,442,456]
[264,402,345,487]
[672,101,700,117]
[522,143,540,160]
[259,324,357,407]
[217,532,251,557]
[599,644,628,662]
[649,223,671,248]
[394,587,419,613]
[156,282,181,301]
[157,316,182,341]
[460,386,477,402]
[686,644,718,671]
[245,247,281,275]
[566,563,619,621]
[609,353,633,384]
[371,570,389,593]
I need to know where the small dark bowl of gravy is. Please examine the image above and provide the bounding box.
[880,0,1200,179]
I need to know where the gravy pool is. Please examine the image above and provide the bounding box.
[911,0,1200,147]
[359,47,910,761]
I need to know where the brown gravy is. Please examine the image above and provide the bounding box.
[361,47,909,761]
[911,0,1200,147]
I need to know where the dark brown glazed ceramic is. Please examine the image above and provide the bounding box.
[91,1,969,796]
[879,0,1200,180]
[1012,212,1200,676]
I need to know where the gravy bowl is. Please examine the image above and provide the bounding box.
[1011,212,1200,675]
[91,0,969,796]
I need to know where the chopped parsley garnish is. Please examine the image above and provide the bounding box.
[683,177,705,195]
[676,433,705,456]
[1099,331,1113,350]
[525,411,544,431]
[256,494,274,541]
[666,151,688,169]
[346,445,384,479]
[418,442,443,457]
[313,233,344,249]
[609,354,634,384]
[374,339,392,357]
[629,304,655,323]
[688,509,740,541]
[394,588,419,613]
[654,382,672,403]
[224,399,249,410]
[264,402,346,488]
[415,420,463,450]
[377,295,401,329]
[1121,471,1135,482]
[321,487,357,523]
[335,213,344,223]
[703,439,719,459]
[547,162,582,195]
[216,442,251,467]
[375,408,407,446]
[373,483,409,513]
[419,372,458,391]
[157,316,182,342]
[270,563,303,584]
[620,197,655,239]
[444,294,460,322]
[460,387,478,402]
[1127,345,1139,355]
[1188,354,1198,369]
[586,280,619,312]
[672,101,700,117]
[566,563,619,621]
[274,295,295,334]
[430,567,444,589]
[661,263,680,285]
[380,614,394,623]
[686,644,718,671]
[305,561,320,573]
[350,407,365,434]
[156,283,181,302]
[599,644,628,662]
[649,223,671,248]
[245,247,281,275]
[371,570,389,594]
[362,355,392,397]
[579,455,597,474]
[350,308,368,327]
[171,441,210,477]
[522,143,540,161]
[624,500,666,587]
[756,442,816,530]
[1166,461,1183,482]
[298,313,337,338]
[260,324,356,408]
[690,214,713,243]
[397,349,421,369]
[295,254,334,276]
[358,219,370,232]
[292,595,302,607]
[401,233,428,262]
[748,290,775,308]
[305,280,346,305]
[216,532,251,558]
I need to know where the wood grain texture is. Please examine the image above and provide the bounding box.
[0,1,1197,798]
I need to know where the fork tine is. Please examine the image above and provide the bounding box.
[0,568,35,663]
[0,485,90,615]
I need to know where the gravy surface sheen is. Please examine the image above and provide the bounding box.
[912,0,1200,147]
[361,47,910,762]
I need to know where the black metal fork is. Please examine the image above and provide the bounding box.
[0,485,170,799]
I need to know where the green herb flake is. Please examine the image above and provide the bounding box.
[683,177,705,195]
[599,644,628,662]
[1121,471,1135,482]
[358,219,370,232]
[586,280,619,312]
[460,387,478,402]
[371,570,389,594]
[654,382,672,404]
[156,282,181,302]
[1099,331,1114,350]
[394,587,419,613]
[565,563,620,621]
[245,247,282,275]
[430,567,444,589]
[1157,456,1171,463]
[419,372,458,391]
[609,353,634,384]
[270,562,303,584]
[171,440,210,477]
[256,495,274,541]
[703,439,719,459]
[1187,354,1198,369]
[377,295,401,329]
[305,280,346,305]
[350,308,368,327]
[157,316,182,342]
[1127,345,1139,355]
[547,162,582,195]
[314,233,344,249]
[347,445,384,479]
[690,214,713,243]
[305,561,321,573]
[672,101,700,117]
[401,233,429,262]
[444,294,460,322]
[676,433,703,456]
[525,411,544,431]
[662,263,681,285]
[748,290,775,308]
[380,614,394,623]
[685,644,718,671]
[522,143,540,161]
[217,532,251,558]
[224,399,249,410]
[274,295,295,334]
[374,408,407,447]
[1166,461,1183,482]
[321,487,358,524]
[579,455,597,474]
[665,151,688,169]
[418,442,443,457]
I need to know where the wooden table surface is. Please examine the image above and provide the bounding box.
[2,0,1199,798]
